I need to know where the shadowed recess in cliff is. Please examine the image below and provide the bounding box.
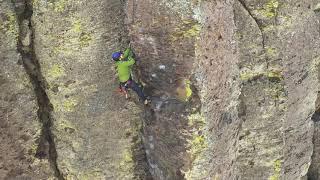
[308,107,320,180]
[307,64,320,180]
[125,0,206,178]
[12,0,63,179]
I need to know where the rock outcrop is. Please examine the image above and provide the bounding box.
[1,0,320,179]
[128,0,320,179]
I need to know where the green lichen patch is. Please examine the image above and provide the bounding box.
[72,19,82,33]
[32,0,39,6]
[184,24,201,38]
[63,99,78,112]
[188,112,205,126]
[186,112,207,161]
[266,70,282,81]
[50,17,93,55]
[48,64,65,79]
[254,0,279,18]
[266,46,277,57]
[56,120,76,134]
[310,56,320,73]
[79,32,92,47]
[176,79,193,102]
[187,133,207,159]
[184,111,208,178]
[262,25,276,32]
[53,0,68,12]
[269,159,282,180]
[240,69,283,82]
[71,18,93,48]
[265,84,285,101]
[171,20,201,41]
[50,95,78,113]
[262,15,293,32]
[240,71,263,81]
[185,80,193,100]
[118,148,135,173]
[0,12,19,40]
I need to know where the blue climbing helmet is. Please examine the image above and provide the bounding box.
[112,52,121,61]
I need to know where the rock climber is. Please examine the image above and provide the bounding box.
[112,47,148,105]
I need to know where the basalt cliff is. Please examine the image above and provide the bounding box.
[1,0,320,179]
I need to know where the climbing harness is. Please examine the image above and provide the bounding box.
[118,80,133,99]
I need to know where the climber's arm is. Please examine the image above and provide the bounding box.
[122,47,132,60]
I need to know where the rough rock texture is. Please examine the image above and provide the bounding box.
[31,0,149,179]
[189,0,320,179]
[2,0,320,179]
[126,0,203,179]
[128,0,320,179]
[0,0,54,179]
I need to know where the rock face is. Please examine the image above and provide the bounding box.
[31,0,149,179]
[1,0,320,179]
[0,1,54,179]
[128,0,320,179]
[126,0,203,179]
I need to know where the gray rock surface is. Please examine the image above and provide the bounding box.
[1,0,320,179]
[31,0,149,179]
[0,0,54,179]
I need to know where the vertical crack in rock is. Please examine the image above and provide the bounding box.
[308,107,320,180]
[307,67,320,179]
[122,1,153,178]
[237,0,265,49]
[12,0,63,179]
[131,125,153,179]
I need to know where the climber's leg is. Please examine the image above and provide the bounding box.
[128,80,147,104]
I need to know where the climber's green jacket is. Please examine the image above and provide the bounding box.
[115,48,135,82]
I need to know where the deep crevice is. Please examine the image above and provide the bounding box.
[12,0,63,179]
[121,1,153,178]
[307,107,320,180]
[307,73,320,179]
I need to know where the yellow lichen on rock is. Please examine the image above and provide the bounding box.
[240,69,283,81]
[72,19,83,33]
[1,12,19,39]
[56,119,76,133]
[185,80,193,100]
[187,112,207,158]
[63,99,78,112]
[183,23,201,38]
[48,64,65,79]
[176,79,193,101]
[71,18,93,48]
[171,20,201,41]
[269,159,282,180]
[184,112,208,179]
[54,0,68,12]
[266,46,277,57]
[254,0,279,18]
[79,33,92,47]
[187,133,207,158]
[188,112,205,126]
[118,148,135,177]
